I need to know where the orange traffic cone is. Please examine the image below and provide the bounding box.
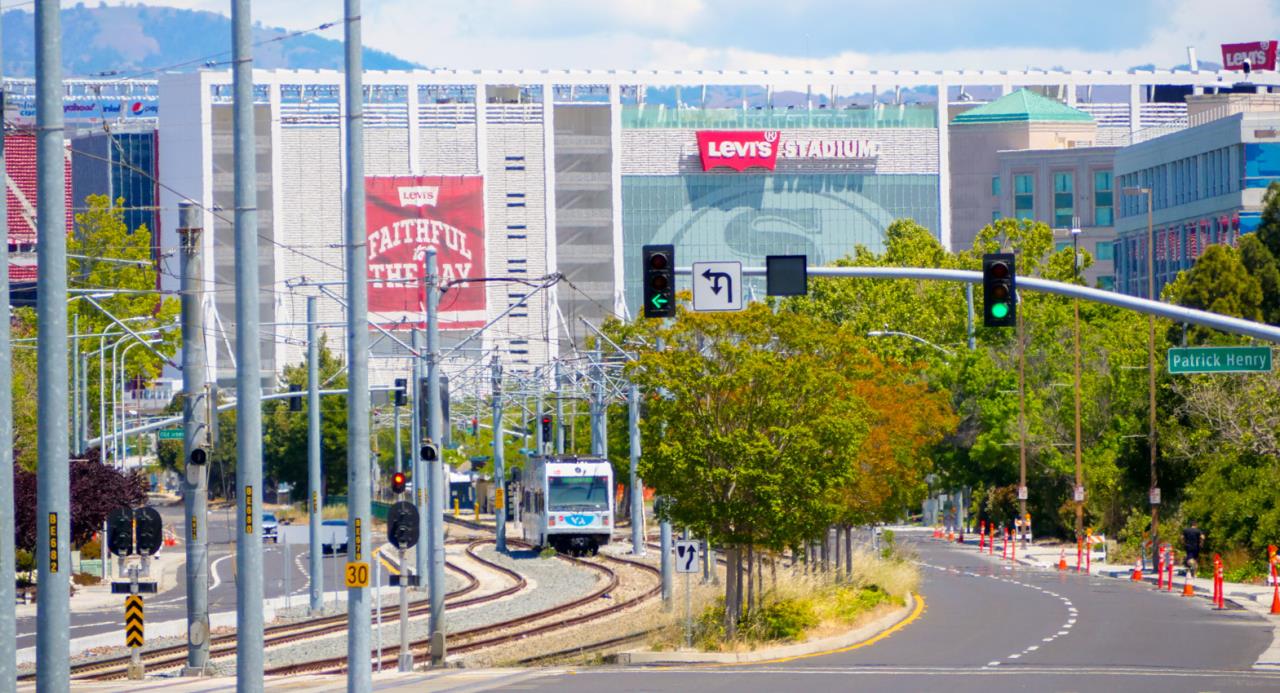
[1058,549,1067,571]
[1131,558,1143,581]
[1183,577,1195,597]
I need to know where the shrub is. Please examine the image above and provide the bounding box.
[72,572,101,586]
[15,548,34,576]
[539,546,557,559]
[742,598,818,642]
[79,537,102,561]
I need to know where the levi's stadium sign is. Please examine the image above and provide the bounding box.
[696,130,881,172]
[1222,41,1277,71]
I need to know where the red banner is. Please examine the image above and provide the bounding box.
[366,176,486,330]
[1222,41,1277,71]
[696,130,779,171]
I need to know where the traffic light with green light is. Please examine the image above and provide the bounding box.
[642,244,675,318]
[982,253,1017,327]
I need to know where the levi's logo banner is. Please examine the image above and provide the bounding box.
[697,130,780,171]
[1222,41,1278,71]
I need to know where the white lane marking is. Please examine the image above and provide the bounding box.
[1025,646,1039,652]
[1008,654,1021,659]
[210,553,233,591]
[987,661,1001,667]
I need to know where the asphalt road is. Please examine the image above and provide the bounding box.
[495,534,1280,692]
[15,501,332,651]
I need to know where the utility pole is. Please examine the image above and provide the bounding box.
[0,11,15,686]
[412,330,427,583]
[628,382,644,556]
[72,314,79,454]
[343,0,372,689]
[1017,303,1027,524]
[394,389,403,474]
[1145,192,1158,568]
[591,348,608,457]
[35,0,71,688]
[492,358,507,552]
[425,248,447,665]
[307,297,323,614]
[231,0,265,688]
[1073,227,1085,543]
[178,202,211,672]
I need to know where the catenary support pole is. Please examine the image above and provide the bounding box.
[660,511,673,608]
[344,1,373,688]
[231,0,265,688]
[412,330,427,583]
[179,202,211,672]
[492,358,507,552]
[307,297,323,614]
[35,0,71,687]
[554,361,565,455]
[394,399,402,475]
[628,383,644,555]
[0,11,14,684]
[71,315,79,454]
[590,349,605,456]
[426,248,447,665]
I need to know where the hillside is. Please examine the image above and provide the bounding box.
[1,5,419,78]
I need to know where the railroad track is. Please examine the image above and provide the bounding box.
[266,541,662,675]
[52,540,523,682]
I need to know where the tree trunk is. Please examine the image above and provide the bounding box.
[771,553,777,590]
[845,525,852,576]
[723,546,740,640]
[745,544,754,617]
[834,527,842,581]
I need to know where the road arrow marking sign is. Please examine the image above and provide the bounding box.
[692,261,743,312]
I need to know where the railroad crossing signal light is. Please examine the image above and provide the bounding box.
[391,471,407,495]
[982,253,1017,328]
[394,378,407,406]
[420,442,440,462]
[107,507,134,557]
[540,415,553,442]
[387,500,420,550]
[470,417,478,435]
[189,448,207,466]
[288,384,303,412]
[642,244,675,318]
[132,506,164,556]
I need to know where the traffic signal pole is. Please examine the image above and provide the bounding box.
[307,297,323,614]
[35,0,71,687]
[178,202,211,672]
[412,330,428,583]
[343,0,373,688]
[491,358,507,552]
[231,0,265,688]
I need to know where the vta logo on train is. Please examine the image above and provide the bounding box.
[564,514,592,527]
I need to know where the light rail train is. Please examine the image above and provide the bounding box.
[520,456,614,555]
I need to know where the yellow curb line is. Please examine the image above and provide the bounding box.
[374,546,401,576]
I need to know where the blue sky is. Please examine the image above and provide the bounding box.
[101,0,1278,71]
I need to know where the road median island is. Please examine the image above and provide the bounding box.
[613,591,918,665]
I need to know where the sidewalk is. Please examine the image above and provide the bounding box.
[944,532,1280,669]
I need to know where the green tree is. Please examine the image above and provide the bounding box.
[1255,181,1280,261]
[1238,234,1280,325]
[628,304,872,636]
[1164,244,1262,343]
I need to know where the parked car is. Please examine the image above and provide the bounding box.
[321,519,348,554]
[262,512,279,543]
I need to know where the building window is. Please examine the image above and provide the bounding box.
[991,176,1001,197]
[1014,174,1034,220]
[1094,170,1113,226]
[1055,241,1071,253]
[992,209,1001,223]
[1097,275,1115,290]
[1095,240,1114,261]
[1054,172,1074,228]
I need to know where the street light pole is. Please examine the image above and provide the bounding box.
[1124,186,1158,566]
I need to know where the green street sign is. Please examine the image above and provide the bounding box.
[157,428,184,441]
[1167,346,1272,374]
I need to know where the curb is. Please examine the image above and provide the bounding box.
[612,592,918,665]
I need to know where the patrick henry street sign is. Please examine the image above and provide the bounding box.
[1167,346,1273,374]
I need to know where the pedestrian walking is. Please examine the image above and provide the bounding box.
[1183,520,1204,574]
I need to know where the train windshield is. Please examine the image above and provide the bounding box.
[548,475,610,511]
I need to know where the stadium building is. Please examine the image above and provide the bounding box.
[153,68,1280,386]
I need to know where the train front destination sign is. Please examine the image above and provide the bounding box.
[1167,346,1272,375]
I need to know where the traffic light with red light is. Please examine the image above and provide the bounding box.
[540,414,553,442]
[982,253,1017,328]
[643,244,675,318]
[391,471,407,495]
